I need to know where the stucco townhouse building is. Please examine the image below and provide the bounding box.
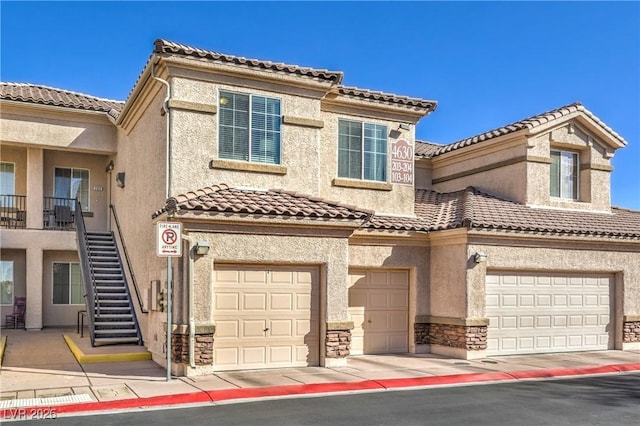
[1,39,639,377]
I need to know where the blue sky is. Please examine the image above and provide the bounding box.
[2,1,638,209]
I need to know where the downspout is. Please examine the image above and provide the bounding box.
[151,57,172,199]
[152,56,176,379]
[182,235,196,368]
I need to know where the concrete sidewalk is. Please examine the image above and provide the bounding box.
[0,328,638,418]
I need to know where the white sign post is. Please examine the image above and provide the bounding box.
[156,221,182,381]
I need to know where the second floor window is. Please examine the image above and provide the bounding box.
[53,262,83,305]
[338,119,387,182]
[0,162,15,208]
[550,150,578,200]
[54,167,89,210]
[218,90,281,165]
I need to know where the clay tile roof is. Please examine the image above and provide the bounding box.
[415,140,444,158]
[152,184,372,221]
[154,39,343,83]
[367,187,640,238]
[0,82,124,117]
[336,85,437,111]
[433,102,627,157]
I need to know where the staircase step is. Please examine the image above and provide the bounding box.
[94,337,140,346]
[95,321,135,328]
[95,314,133,320]
[94,329,138,336]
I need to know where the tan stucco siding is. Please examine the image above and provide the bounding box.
[319,111,415,215]
[348,240,430,351]
[43,150,110,231]
[429,238,469,318]
[111,90,168,342]
[0,146,27,195]
[169,77,323,196]
[527,122,613,211]
[184,231,349,323]
[415,161,432,190]
[468,237,640,348]
[0,108,116,154]
[434,162,527,203]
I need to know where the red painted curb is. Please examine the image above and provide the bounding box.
[374,371,515,389]
[1,362,638,418]
[206,379,384,402]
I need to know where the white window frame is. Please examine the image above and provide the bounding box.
[550,149,579,200]
[52,262,84,305]
[217,89,282,165]
[0,162,16,209]
[337,118,388,182]
[53,166,90,211]
[0,260,14,306]
[0,162,15,195]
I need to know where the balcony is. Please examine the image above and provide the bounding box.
[0,195,77,230]
[0,195,26,229]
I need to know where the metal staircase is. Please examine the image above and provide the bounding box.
[86,231,142,345]
[75,200,143,346]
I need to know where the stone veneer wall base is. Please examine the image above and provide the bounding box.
[171,332,214,365]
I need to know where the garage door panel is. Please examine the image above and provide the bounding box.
[216,320,239,338]
[243,293,267,310]
[213,265,319,371]
[214,347,239,366]
[486,272,611,356]
[348,269,408,355]
[270,293,293,310]
[243,320,267,337]
[216,293,239,310]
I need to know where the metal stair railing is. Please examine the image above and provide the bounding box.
[74,199,97,346]
[109,204,148,314]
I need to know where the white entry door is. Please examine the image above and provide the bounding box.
[213,264,319,371]
[348,269,409,355]
[486,272,612,356]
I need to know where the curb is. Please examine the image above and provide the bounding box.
[1,362,638,418]
[63,334,152,364]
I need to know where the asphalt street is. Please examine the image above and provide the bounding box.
[15,373,640,426]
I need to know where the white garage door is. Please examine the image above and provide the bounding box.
[348,269,409,355]
[213,264,319,371]
[486,272,612,356]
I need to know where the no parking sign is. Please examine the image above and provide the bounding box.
[156,222,182,257]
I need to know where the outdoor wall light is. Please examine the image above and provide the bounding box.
[115,172,125,188]
[474,252,488,264]
[195,241,210,256]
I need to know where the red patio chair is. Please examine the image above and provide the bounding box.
[4,296,26,329]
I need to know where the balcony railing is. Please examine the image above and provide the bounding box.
[0,195,27,229]
[0,196,80,230]
[43,197,77,230]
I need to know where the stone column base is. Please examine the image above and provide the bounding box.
[415,316,488,351]
[325,321,353,359]
[170,324,215,366]
[622,318,640,343]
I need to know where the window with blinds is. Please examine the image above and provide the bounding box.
[219,90,281,164]
[338,119,387,182]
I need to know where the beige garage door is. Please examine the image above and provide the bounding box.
[348,269,409,355]
[213,264,319,371]
[486,272,612,356]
